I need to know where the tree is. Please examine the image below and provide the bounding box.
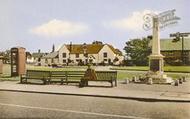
[124,38,151,66]
[1,50,11,63]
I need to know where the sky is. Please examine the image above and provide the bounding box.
[0,0,189,53]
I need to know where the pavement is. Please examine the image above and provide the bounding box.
[0,80,190,102]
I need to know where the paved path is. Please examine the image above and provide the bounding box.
[0,80,189,102]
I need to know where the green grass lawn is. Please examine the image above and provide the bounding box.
[111,66,190,73]
[112,66,190,80]
[27,65,87,71]
[117,71,190,80]
[0,64,190,81]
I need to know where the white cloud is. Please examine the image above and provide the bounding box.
[105,10,159,31]
[30,19,89,37]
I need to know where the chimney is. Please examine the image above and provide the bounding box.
[69,42,72,52]
[83,43,87,54]
[92,41,103,45]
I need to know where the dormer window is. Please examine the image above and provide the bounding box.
[76,53,79,58]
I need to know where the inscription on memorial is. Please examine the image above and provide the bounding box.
[150,59,159,72]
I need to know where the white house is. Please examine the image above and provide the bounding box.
[41,42,124,66]
[27,51,46,65]
[41,51,59,66]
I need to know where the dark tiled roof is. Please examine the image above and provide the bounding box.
[32,53,46,58]
[65,44,122,55]
[107,44,122,56]
[43,52,58,58]
[115,49,123,56]
[65,44,104,54]
[160,38,190,51]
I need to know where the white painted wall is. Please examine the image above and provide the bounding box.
[70,54,96,64]
[26,57,35,63]
[98,45,115,64]
[40,59,46,66]
[58,45,70,64]
[41,44,124,66]
[113,55,124,65]
[41,58,59,66]
[117,55,124,62]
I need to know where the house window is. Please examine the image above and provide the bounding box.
[62,53,66,58]
[85,59,88,63]
[89,59,93,63]
[45,59,48,63]
[76,59,81,62]
[63,60,66,63]
[103,52,107,58]
[84,53,88,57]
[38,58,41,62]
[76,53,79,58]
[104,59,107,62]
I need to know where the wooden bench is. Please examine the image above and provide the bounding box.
[20,70,51,84]
[20,70,117,87]
[80,71,117,87]
[50,71,67,84]
[50,71,85,84]
[66,71,85,84]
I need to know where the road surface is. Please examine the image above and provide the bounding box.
[0,91,189,119]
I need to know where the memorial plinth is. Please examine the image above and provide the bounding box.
[147,17,173,84]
